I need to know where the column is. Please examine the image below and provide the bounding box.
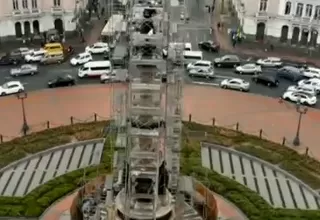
[30,21,34,34]
[298,26,302,42]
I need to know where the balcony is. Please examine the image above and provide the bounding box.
[11,8,42,19]
[255,11,269,21]
[51,6,64,15]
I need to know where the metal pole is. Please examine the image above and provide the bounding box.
[21,98,29,136]
[293,111,302,146]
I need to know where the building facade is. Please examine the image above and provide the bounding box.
[0,0,87,40]
[233,0,320,46]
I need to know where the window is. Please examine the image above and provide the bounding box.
[296,3,303,17]
[284,2,291,14]
[305,4,313,17]
[22,0,28,9]
[259,0,268,12]
[31,0,37,8]
[53,0,61,7]
[12,0,19,10]
[315,6,320,19]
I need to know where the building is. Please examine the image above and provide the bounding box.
[233,0,320,46]
[0,0,88,40]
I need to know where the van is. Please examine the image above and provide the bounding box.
[184,43,192,51]
[78,61,112,78]
[40,51,64,65]
[110,45,128,68]
[44,43,63,53]
[183,51,203,65]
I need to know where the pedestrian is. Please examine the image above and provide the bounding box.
[217,22,221,31]
[210,27,213,35]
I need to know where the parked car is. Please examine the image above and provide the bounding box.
[277,66,304,82]
[25,49,46,63]
[235,63,262,75]
[70,52,93,66]
[198,40,220,52]
[213,55,241,68]
[10,64,38,77]
[298,78,320,93]
[85,42,109,54]
[282,91,317,106]
[10,47,33,57]
[0,54,20,65]
[302,67,320,78]
[47,75,76,88]
[286,85,316,95]
[0,81,24,96]
[220,78,250,91]
[188,68,214,78]
[100,69,128,83]
[256,57,282,67]
[252,74,279,87]
[187,60,212,71]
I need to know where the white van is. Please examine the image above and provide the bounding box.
[183,51,203,65]
[78,61,112,78]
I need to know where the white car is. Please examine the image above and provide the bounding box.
[282,91,317,106]
[11,47,33,57]
[187,60,212,71]
[235,63,262,75]
[25,49,46,62]
[0,81,24,96]
[298,78,320,93]
[70,52,93,66]
[302,67,320,78]
[85,42,109,54]
[220,78,250,91]
[286,85,316,95]
[188,68,214,78]
[256,57,282,67]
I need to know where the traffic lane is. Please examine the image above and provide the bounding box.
[214,67,278,79]
[185,0,210,23]
[178,24,211,49]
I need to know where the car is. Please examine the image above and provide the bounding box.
[100,72,117,83]
[0,81,24,96]
[100,69,128,83]
[213,55,241,68]
[282,91,317,106]
[198,40,220,52]
[252,74,279,87]
[286,85,316,95]
[24,49,46,63]
[0,54,20,65]
[10,64,38,77]
[70,52,93,66]
[187,60,212,71]
[298,78,320,93]
[277,66,304,82]
[235,63,262,75]
[188,68,214,78]
[256,57,282,67]
[302,67,320,78]
[10,47,33,57]
[85,42,109,54]
[47,75,76,88]
[220,78,250,91]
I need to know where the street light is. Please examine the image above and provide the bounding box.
[293,100,308,146]
[16,91,29,136]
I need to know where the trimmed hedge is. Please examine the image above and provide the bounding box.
[1,121,320,218]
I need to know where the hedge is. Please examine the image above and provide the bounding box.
[0,121,320,219]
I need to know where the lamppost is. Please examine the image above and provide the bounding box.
[293,100,308,146]
[17,91,29,136]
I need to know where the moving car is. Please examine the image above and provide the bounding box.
[235,63,262,75]
[277,66,304,82]
[282,91,317,106]
[298,78,320,93]
[85,42,109,54]
[256,57,282,67]
[302,67,320,78]
[70,52,93,66]
[78,61,112,78]
[0,81,24,96]
[220,78,250,91]
[0,54,20,65]
[198,40,220,52]
[47,75,76,88]
[286,85,316,95]
[188,68,214,78]
[213,55,240,68]
[186,60,212,71]
[10,64,38,77]
[100,69,128,83]
[25,49,46,63]
[40,51,64,65]
[252,74,279,87]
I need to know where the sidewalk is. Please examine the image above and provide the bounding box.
[211,1,320,66]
